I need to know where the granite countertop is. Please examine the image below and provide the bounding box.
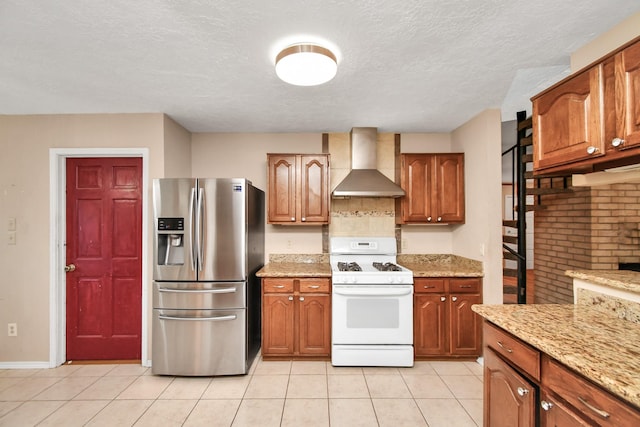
[566,269,640,294]
[398,254,483,277]
[472,304,640,409]
[257,253,483,278]
[256,254,331,278]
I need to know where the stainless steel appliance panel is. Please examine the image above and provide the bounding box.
[153,281,246,310]
[199,179,247,281]
[152,308,247,376]
[153,178,197,282]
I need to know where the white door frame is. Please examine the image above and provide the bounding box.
[49,148,150,367]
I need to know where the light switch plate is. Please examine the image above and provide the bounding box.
[8,217,16,231]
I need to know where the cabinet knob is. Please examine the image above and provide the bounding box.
[612,137,625,147]
[440,296,446,302]
[288,296,293,301]
[540,400,554,411]
[437,217,442,222]
[452,296,458,302]
[291,217,296,221]
[299,296,305,301]
[586,146,599,155]
[427,216,432,222]
[301,217,306,222]
[517,387,529,397]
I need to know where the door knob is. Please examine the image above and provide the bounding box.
[64,264,76,272]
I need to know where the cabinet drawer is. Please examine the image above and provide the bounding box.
[484,321,540,381]
[263,278,294,293]
[449,278,481,293]
[542,355,640,426]
[299,278,330,293]
[414,279,446,293]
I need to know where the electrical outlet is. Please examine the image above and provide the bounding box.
[8,323,17,337]
[8,232,16,245]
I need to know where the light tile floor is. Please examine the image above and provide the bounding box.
[0,359,483,426]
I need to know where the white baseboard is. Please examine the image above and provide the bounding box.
[0,361,50,369]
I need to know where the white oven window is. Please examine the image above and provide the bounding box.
[347,298,399,328]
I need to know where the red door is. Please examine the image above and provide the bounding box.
[66,157,142,360]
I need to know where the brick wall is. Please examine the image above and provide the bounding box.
[534,182,640,304]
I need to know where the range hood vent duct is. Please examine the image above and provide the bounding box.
[332,127,406,198]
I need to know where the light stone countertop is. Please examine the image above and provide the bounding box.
[566,270,640,294]
[256,254,483,278]
[472,304,640,409]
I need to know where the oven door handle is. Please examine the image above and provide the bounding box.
[333,288,412,297]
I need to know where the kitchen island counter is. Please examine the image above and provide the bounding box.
[566,269,640,294]
[472,303,640,409]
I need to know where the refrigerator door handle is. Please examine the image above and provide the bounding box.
[196,187,205,271]
[158,287,237,294]
[158,314,238,322]
[189,187,197,271]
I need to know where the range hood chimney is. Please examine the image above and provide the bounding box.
[332,127,406,198]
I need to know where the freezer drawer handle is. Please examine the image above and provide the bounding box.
[158,287,237,294]
[333,288,412,297]
[158,314,237,322]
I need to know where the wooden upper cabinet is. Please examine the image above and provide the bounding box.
[533,64,605,171]
[532,36,640,174]
[267,154,330,225]
[398,153,464,224]
[615,40,640,150]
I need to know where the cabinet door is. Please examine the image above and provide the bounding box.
[450,293,482,356]
[616,41,640,149]
[299,155,330,223]
[434,154,465,223]
[267,155,297,223]
[298,294,331,355]
[484,349,537,427]
[414,294,448,356]
[262,294,294,355]
[533,64,605,170]
[540,390,591,427]
[400,154,434,223]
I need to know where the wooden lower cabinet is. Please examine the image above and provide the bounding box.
[261,277,331,358]
[483,321,640,427]
[484,348,537,427]
[414,278,482,358]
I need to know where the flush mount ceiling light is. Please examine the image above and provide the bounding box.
[275,43,337,86]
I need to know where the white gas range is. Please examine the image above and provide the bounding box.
[330,237,414,367]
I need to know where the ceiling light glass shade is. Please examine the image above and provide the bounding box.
[275,44,337,86]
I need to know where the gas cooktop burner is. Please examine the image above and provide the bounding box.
[373,262,402,272]
[337,262,362,272]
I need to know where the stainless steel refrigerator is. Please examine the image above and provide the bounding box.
[151,178,264,376]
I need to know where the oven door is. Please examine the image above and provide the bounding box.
[332,285,413,345]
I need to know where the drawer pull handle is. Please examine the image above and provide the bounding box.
[497,341,513,353]
[423,285,435,289]
[517,387,529,397]
[578,396,610,419]
[459,285,472,288]
[540,400,554,411]
[308,285,320,289]
[273,285,285,289]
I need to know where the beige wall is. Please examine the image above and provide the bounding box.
[451,109,503,304]
[191,132,324,259]
[0,113,170,363]
[163,115,192,177]
[571,12,640,71]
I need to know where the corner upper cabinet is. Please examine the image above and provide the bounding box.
[532,64,605,171]
[267,154,330,225]
[613,40,640,150]
[397,153,465,224]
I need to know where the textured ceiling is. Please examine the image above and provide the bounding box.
[1,1,639,133]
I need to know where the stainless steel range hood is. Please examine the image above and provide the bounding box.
[332,127,406,198]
